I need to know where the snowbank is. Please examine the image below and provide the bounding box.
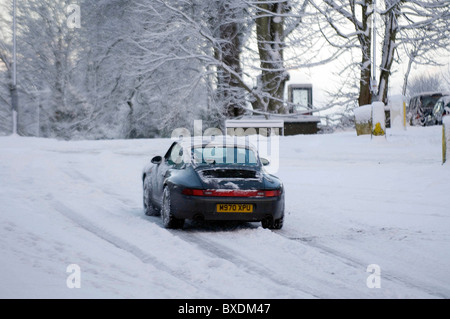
[1,127,449,298]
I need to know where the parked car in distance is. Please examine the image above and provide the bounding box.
[408,92,446,126]
[142,137,285,230]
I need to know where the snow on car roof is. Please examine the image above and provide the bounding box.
[176,135,258,151]
[410,91,450,99]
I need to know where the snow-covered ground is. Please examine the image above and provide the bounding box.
[0,126,449,299]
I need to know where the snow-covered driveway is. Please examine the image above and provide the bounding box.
[1,127,449,298]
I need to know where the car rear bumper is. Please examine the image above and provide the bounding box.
[170,191,284,222]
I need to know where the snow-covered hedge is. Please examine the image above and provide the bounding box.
[354,104,372,136]
[443,116,450,164]
[354,102,386,136]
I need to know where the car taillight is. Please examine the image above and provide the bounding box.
[264,190,281,197]
[181,188,204,196]
[182,188,281,197]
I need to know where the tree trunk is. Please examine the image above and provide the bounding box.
[378,2,401,104]
[402,48,417,96]
[357,1,373,106]
[255,0,289,113]
[358,45,372,106]
[215,1,245,118]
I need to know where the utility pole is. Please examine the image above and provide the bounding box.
[11,0,18,135]
[371,0,378,102]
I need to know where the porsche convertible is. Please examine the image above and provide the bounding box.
[142,137,284,229]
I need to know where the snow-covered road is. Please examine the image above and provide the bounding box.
[1,127,449,298]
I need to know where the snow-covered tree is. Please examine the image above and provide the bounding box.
[311,0,375,106]
[0,0,86,138]
[252,0,291,113]
[248,0,320,113]
[378,0,450,103]
[399,1,450,97]
[0,1,15,135]
[407,73,446,98]
[311,0,450,106]
[74,0,142,138]
[124,0,319,124]
[209,0,251,117]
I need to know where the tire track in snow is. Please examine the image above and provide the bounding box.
[278,229,447,298]
[144,218,442,298]
[62,167,139,209]
[171,228,319,298]
[60,165,445,298]
[52,200,226,298]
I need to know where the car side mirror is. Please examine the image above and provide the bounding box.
[151,155,162,165]
[260,158,270,166]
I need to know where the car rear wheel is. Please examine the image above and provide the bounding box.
[161,187,184,229]
[143,177,159,216]
[262,215,284,230]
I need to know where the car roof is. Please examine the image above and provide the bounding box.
[176,135,258,151]
[410,91,450,99]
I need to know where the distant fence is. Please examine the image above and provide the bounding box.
[225,119,284,136]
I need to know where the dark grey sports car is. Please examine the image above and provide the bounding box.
[142,138,285,229]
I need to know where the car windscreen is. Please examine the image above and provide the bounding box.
[421,94,443,110]
[192,146,258,166]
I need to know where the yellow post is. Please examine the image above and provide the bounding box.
[443,116,450,164]
[403,101,407,128]
[444,123,447,164]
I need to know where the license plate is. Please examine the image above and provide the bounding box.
[217,204,253,213]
